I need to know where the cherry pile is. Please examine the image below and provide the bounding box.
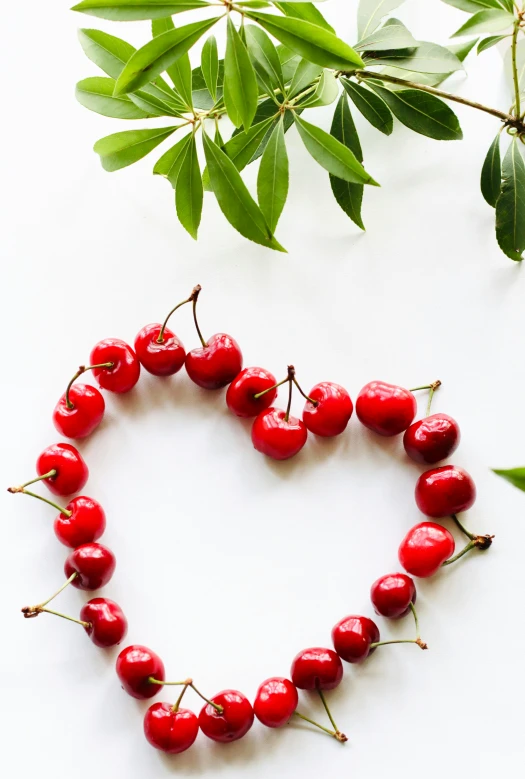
[10,285,493,755]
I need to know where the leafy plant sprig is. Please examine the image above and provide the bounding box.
[72,0,525,259]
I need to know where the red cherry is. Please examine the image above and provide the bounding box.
[254,677,298,728]
[186,333,243,390]
[64,542,116,590]
[371,573,416,619]
[226,367,277,418]
[53,384,105,439]
[198,690,254,743]
[399,522,455,578]
[53,495,106,548]
[80,597,128,648]
[404,414,460,464]
[331,616,380,663]
[415,465,476,518]
[36,443,89,496]
[290,647,343,691]
[116,645,165,699]
[302,382,353,437]
[134,323,186,377]
[356,381,416,436]
[251,408,308,460]
[144,703,199,754]
[90,338,140,393]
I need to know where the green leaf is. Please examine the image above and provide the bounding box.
[201,35,219,101]
[288,58,323,98]
[342,78,393,135]
[477,34,508,54]
[495,139,525,261]
[231,99,297,164]
[71,0,209,20]
[153,132,192,187]
[128,85,185,116]
[297,69,338,107]
[363,42,463,74]
[114,17,218,95]
[152,16,193,108]
[245,25,285,93]
[442,1,513,12]
[202,131,286,251]
[278,45,302,82]
[94,126,178,171]
[176,135,203,239]
[492,467,525,492]
[224,17,259,129]
[448,37,480,62]
[294,114,379,185]
[451,9,515,37]
[368,84,463,140]
[273,2,335,34]
[192,61,224,109]
[480,134,501,207]
[245,11,365,70]
[357,0,406,39]
[78,28,136,79]
[355,21,418,52]
[257,117,289,232]
[203,116,275,190]
[504,39,525,96]
[329,92,365,230]
[76,76,150,118]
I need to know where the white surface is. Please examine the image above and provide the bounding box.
[2,1,525,778]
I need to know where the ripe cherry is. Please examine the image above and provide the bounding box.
[80,597,128,648]
[356,381,416,436]
[226,367,278,417]
[291,647,343,691]
[54,495,106,548]
[331,616,380,663]
[36,443,89,496]
[399,522,455,577]
[252,408,308,460]
[90,338,140,393]
[371,573,416,619]
[64,542,116,590]
[302,382,353,437]
[415,465,476,518]
[116,645,165,699]
[199,690,254,742]
[134,324,185,377]
[144,703,199,753]
[53,383,105,439]
[404,414,460,464]
[254,677,298,728]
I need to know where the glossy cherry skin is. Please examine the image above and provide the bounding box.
[303,382,353,437]
[290,647,343,691]
[371,573,416,619]
[198,690,254,743]
[399,522,455,578]
[356,381,417,437]
[331,616,380,663]
[134,323,186,377]
[53,384,105,439]
[415,465,476,518]
[36,443,89,496]
[404,414,460,464]
[254,677,298,728]
[185,333,243,390]
[251,408,308,460]
[80,597,128,648]
[116,645,165,699]
[90,338,140,393]
[53,495,106,548]
[144,704,199,754]
[226,367,277,418]
[64,542,116,590]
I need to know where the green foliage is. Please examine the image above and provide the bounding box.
[480,133,501,207]
[330,92,365,230]
[492,467,525,492]
[495,139,525,261]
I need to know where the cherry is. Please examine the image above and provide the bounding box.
[36,443,89,496]
[302,382,353,437]
[331,616,380,663]
[290,647,343,691]
[404,414,460,464]
[399,522,455,577]
[226,367,278,417]
[90,338,140,393]
[116,645,165,699]
[370,573,416,619]
[252,407,308,460]
[53,383,105,440]
[144,703,199,753]
[254,677,298,728]
[64,542,116,590]
[356,381,417,436]
[199,690,254,742]
[134,324,185,377]
[415,465,476,518]
[80,597,128,648]
[53,495,106,548]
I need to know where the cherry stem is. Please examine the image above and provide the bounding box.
[442,535,494,567]
[253,376,289,399]
[293,711,347,742]
[370,602,428,650]
[408,381,441,416]
[157,285,201,344]
[172,679,192,713]
[285,365,295,422]
[190,285,207,348]
[292,375,318,407]
[65,363,114,409]
[7,469,57,492]
[6,486,71,517]
[22,605,90,629]
[148,678,224,713]
[451,513,475,541]
[22,572,78,619]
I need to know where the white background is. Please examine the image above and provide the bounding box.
[2,1,525,777]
